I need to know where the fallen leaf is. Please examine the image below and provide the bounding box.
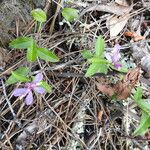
[115,0,130,7]
[124,31,134,37]
[106,14,130,37]
[124,31,145,42]
[96,83,114,97]
[133,36,145,42]
[81,2,132,16]
[97,110,103,121]
[96,68,141,100]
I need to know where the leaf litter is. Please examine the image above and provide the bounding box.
[0,0,150,149]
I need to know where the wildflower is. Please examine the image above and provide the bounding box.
[13,73,45,105]
[105,44,122,69]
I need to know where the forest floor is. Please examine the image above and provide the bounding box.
[0,0,150,150]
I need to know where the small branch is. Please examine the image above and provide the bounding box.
[1,79,21,128]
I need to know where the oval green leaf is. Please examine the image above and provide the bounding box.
[37,47,59,62]
[39,81,52,93]
[85,63,101,77]
[6,67,30,85]
[134,111,150,135]
[62,8,79,22]
[9,37,33,49]
[12,71,30,82]
[31,8,47,23]
[81,50,93,59]
[27,41,37,62]
[95,36,105,57]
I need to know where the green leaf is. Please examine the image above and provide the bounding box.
[6,67,30,85]
[134,87,143,102]
[134,111,150,135]
[81,50,93,59]
[31,8,47,23]
[62,8,79,22]
[85,63,101,77]
[134,88,150,114]
[11,71,30,82]
[37,47,59,62]
[97,64,108,74]
[9,37,34,49]
[95,36,105,57]
[88,57,109,64]
[27,41,37,62]
[135,99,150,114]
[39,81,52,93]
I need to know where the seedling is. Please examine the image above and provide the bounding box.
[81,36,110,77]
[6,8,57,106]
[31,8,47,32]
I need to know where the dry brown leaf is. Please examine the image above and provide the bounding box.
[106,14,130,37]
[124,31,134,37]
[133,36,145,42]
[96,83,114,97]
[81,2,132,16]
[96,68,141,100]
[124,31,145,41]
[97,110,103,121]
[115,0,130,7]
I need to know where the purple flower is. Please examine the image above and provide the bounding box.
[13,73,45,105]
[105,44,122,69]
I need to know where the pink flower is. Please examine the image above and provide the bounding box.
[13,73,45,105]
[105,44,122,69]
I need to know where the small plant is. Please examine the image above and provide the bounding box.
[12,73,51,105]
[31,8,47,32]
[6,67,51,105]
[6,8,58,105]
[81,37,123,77]
[9,8,59,62]
[81,36,110,77]
[133,87,150,135]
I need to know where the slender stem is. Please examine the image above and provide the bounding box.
[1,79,16,118]
[38,22,42,33]
[1,79,22,128]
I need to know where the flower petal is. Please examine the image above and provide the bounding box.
[13,88,29,97]
[25,91,33,105]
[111,53,121,63]
[113,44,121,53]
[33,87,45,94]
[105,53,112,62]
[114,63,122,69]
[114,44,121,51]
[33,73,43,83]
